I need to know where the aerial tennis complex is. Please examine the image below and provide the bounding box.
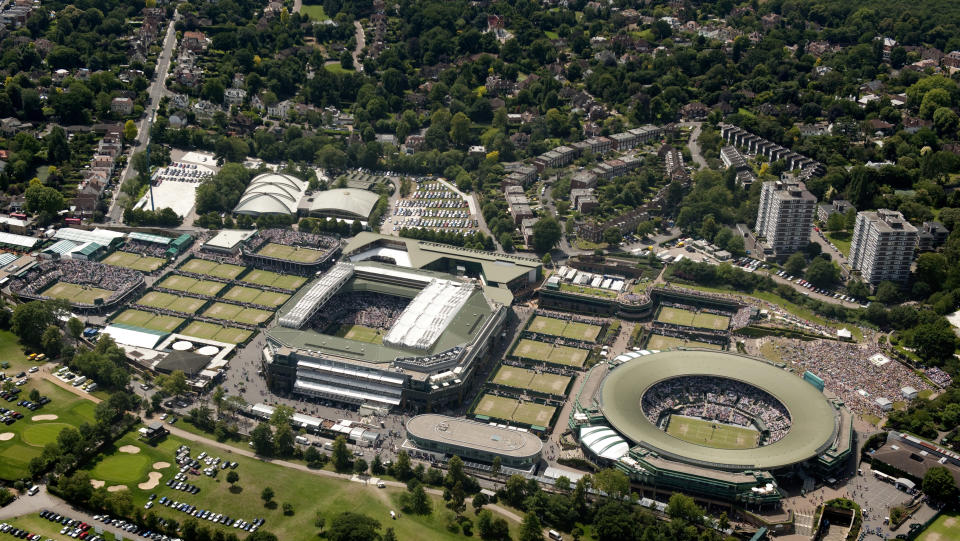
[570,350,854,506]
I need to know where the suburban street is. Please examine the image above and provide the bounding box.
[107,11,180,223]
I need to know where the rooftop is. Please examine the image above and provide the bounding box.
[298,188,380,220]
[204,229,257,250]
[406,414,543,459]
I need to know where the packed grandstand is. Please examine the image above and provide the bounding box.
[642,376,792,446]
[10,259,143,309]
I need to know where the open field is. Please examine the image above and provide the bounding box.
[102,251,166,272]
[529,315,602,342]
[334,324,384,344]
[473,394,555,426]
[202,302,273,325]
[180,259,246,280]
[43,282,112,304]
[917,511,960,541]
[646,333,723,350]
[157,275,226,296]
[180,321,252,344]
[657,307,730,330]
[222,285,290,307]
[136,291,206,314]
[241,269,307,290]
[826,231,851,257]
[513,338,589,367]
[299,3,329,20]
[491,365,571,395]
[693,312,730,330]
[113,310,184,333]
[666,415,760,450]
[82,430,520,541]
[257,242,325,263]
[0,377,97,480]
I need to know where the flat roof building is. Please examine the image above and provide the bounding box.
[297,188,380,224]
[405,414,542,470]
[755,179,816,257]
[849,209,917,284]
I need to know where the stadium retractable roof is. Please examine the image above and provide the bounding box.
[599,350,839,471]
[278,262,354,328]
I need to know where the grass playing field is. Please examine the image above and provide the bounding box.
[136,291,206,314]
[917,512,960,541]
[334,324,384,344]
[513,338,589,367]
[657,306,730,330]
[102,251,166,272]
[257,242,325,263]
[180,321,252,344]
[528,316,602,342]
[42,282,112,304]
[77,430,521,541]
[157,275,226,297]
[0,371,97,480]
[113,309,185,333]
[222,285,290,307]
[473,394,556,426]
[180,258,246,280]
[241,269,307,290]
[202,302,273,325]
[666,415,760,450]
[646,333,724,350]
[491,365,571,395]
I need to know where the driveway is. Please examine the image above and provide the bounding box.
[680,121,708,169]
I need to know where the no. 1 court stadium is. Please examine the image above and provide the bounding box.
[598,350,839,471]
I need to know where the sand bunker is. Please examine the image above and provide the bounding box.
[32,414,58,421]
[153,461,171,470]
[138,472,163,490]
[0,433,14,441]
[107,485,128,492]
[90,480,105,488]
[118,445,141,454]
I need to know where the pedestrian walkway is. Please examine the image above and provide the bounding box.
[794,508,815,537]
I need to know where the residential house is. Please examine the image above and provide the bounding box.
[111,97,134,116]
[182,31,209,53]
[224,88,247,107]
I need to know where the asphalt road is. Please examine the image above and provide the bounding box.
[107,11,180,223]
[681,121,708,169]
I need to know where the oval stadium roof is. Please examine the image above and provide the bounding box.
[299,188,380,220]
[233,173,308,216]
[599,350,839,471]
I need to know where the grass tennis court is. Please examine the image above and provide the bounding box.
[529,316,602,342]
[102,251,166,272]
[666,415,760,450]
[257,243,325,263]
[43,282,112,304]
[491,366,571,395]
[646,333,723,350]
[513,338,589,367]
[136,291,206,314]
[657,306,730,330]
[202,302,273,325]
[917,512,960,541]
[157,275,226,296]
[113,309,184,332]
[222,285,290,307]
[242,269,308,290]
[180,321,252,344]
[180,259,245,280]
[334,324,383,344]
[473,394,556,427]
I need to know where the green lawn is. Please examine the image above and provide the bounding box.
[646,333,723,350]
[102,251,167,272]
[42,282,113,304]
[0,377,98,480]
[257,242,325,263]
[917,511,960,541]
[136,291,206,314]
[202,302,273,325]
[4,514,124,541]
[491,365,570,395]
[513,338,589,367]
[113,309,185,333]
[335,324,384,344]
[241,269,307,291]
[222,285,290,307]
[181,259,246,280]
[324,62,353,74]
[300,3,329,20]
[826,231,851,257]
[180,321,252,344]
[666,415,759,450]
[528,316,602,342]
[544,30,559,39]
[84,430,520,540]
[473,394,555,426]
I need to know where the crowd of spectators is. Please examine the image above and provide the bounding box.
[926,367,952,387]
[642,376,792,445]
[11,259,143,305]
[312,292,408,332]
[121,240,170,259]
[649,322,729,346]
[248,228,339,251]
[520,331,594,350]
[773,339,933,416]
[535,309,606,328]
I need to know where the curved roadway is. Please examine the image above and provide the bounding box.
[599,350,838,471]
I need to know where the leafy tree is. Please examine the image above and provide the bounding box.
[282,502,294,516]
[826,212,846,232]
[251,423,274,456]
[161,370,188,398]
[923,466,959,505]
[784,252,807,277]
[847,280,870,300]
[67,317,84,344]
[805,258,841,288]
[212,386,226,414]
[533,216,562,253]
[876,281,901,304]
[12,300,65,348]
[226,470,239,487]
[542,253,552,267]
[408,483,431,515]
[261,487,274,505]
[636,221,655,238]
[519,512,543,541]
[40,325,63,358]
[124,120,138,141]
[603,227,622,246]
[499,233,514,252]
[332,435,351,472]
[24,183,65,215]
[46,126,70,165]
[393,450,412,481]
[666,493,704,524]
[353,458,368,475]
[383,528,397,541]
[593,468,630,500]
[911,322,958,362]
[449,112,472,148]
[328,512,381,541]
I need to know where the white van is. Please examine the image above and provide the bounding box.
[27,485,39,496]
[548,530,563,540]
[295,436,310,446]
